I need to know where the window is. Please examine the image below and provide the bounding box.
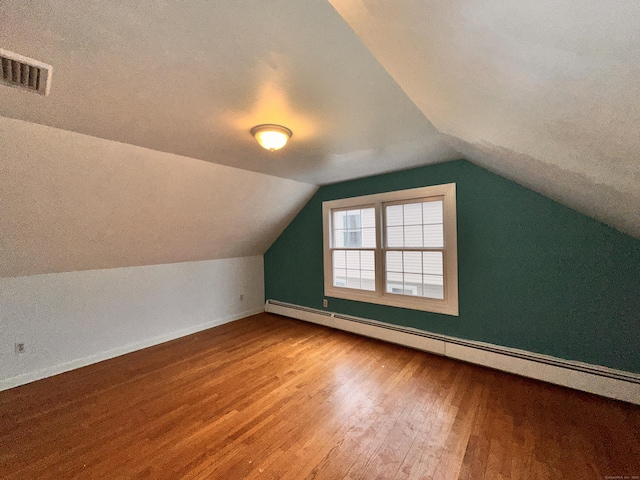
[322,183,458,316]
[331,207,376,290]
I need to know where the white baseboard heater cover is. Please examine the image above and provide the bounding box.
[265,300,640,405]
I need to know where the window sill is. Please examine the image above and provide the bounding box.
[325,286,459,316]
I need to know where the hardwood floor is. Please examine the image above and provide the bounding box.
[1,313,639,479]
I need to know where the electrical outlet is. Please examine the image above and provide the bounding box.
[323,299,328,308]
[15,343,26,354]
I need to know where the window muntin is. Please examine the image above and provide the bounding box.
[322,183,458,316]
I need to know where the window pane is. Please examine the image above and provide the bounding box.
[403,251,422,274]
[386,272,403,293]
[423,275,444,299]
[344,230,362,247]
[423,201,443,224]
[332,207,376,249]
[332,249,375,292]
[404,273,423,296]
[333,210,346,229]
[387,201,443,248]
[362,228,376,248]
[386,251,402,272]
[361,208,375,228]
[361,269,376,291]
[346,250,360,269]
[345,210,361,228]
[383,199,446,298]
[387,271,403,283]
[404,225,422,247]
[361,250,375,271]
[403,202,422,225]
[387,226,403,247]
[423,251,443,275]
[386,205,403,226]
[346,270,361,289]
[423,224,444,248]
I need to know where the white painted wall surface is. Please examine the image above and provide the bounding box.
[0,256,264,390]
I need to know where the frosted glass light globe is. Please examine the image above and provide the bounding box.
[251,124,292,151]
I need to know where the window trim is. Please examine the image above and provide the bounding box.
[322,183,458,316]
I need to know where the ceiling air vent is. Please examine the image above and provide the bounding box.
[0,49,52,96]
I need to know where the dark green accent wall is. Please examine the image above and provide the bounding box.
[264,160,640,373]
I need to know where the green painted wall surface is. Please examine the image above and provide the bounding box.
[264,160,640,373]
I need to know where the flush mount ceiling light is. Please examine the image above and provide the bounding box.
[251,124,292,151]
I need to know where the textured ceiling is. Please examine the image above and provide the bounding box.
[328,0,640,237]
[0,116,316,277]
[1,0,638,278]
[0,0,456,185]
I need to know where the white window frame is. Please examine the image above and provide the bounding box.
[322,183,458,316]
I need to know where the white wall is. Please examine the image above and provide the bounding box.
[0,256,264,390]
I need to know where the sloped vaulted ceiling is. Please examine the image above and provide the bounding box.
[0,0,452,276]
[0,116,317,277]
[1,1,638,278]
[0,0,453,184]
[329,0,640,237]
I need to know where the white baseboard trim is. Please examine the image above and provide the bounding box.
[0,307,264,392]
[265,300,640,405]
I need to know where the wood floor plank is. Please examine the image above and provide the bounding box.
[1,313,639,479]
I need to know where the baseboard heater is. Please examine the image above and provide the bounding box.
[265,299,640,405]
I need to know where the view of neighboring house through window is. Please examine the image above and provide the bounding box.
[385,199,445,299]
[331,207,376,290]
